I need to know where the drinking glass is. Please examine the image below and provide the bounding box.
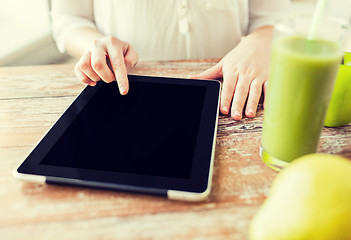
[260,15,349,171]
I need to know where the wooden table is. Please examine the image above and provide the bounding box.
[1,60,350,240]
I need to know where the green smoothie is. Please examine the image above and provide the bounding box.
[261,36,342,170]
[324,54,351,127]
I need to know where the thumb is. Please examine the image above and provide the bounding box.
[190,63,222,80]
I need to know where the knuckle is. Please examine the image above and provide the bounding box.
[111,58,125,69]
[107,36,120,46]
[92,61,103,71]
[129,46,139,60]
[124,57,134,69]
[246,68,256,76]
[236,86,247,95]
[127,53,139,68]
[93,39,102,47]
[80,63,90,71]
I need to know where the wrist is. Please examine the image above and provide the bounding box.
[65,27,106,58]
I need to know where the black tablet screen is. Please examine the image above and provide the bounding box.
[40,80,206,179]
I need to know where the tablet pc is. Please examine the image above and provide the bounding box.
[15,75,220,201]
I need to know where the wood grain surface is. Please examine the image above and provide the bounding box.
[0,60,350,240]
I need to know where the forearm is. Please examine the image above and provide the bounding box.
[65,26,106,58]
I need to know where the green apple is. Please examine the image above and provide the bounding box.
[324,52,351,127]
[250,153,351,240]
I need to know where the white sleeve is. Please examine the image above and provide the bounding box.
[51,0,96,53]
[248,0,290,34]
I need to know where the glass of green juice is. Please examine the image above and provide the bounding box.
[324,52,351,127]
[260,15,349,171]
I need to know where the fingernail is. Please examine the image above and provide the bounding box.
[222,106,229,114]
[233,111,242,120]
[89,82,96,87]
[120,86,127,95]
[247,110,255,118]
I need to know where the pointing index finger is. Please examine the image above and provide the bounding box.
[107,40,129,95]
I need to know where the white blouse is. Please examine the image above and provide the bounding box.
[51,0,289,61]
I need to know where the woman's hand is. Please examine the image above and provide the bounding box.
[192,26,273,120]
[74,36,139,95]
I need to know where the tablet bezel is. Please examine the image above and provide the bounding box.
[15,75,221,201]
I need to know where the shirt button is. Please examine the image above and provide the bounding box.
[177,0,189,34]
